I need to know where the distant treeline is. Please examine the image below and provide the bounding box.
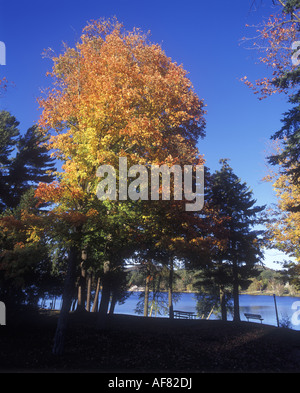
[127,266,300,297]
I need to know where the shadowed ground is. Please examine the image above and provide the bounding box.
[1,310,300,372]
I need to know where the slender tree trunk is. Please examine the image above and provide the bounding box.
[207,306,215,320]
[97,282,110,328]
[144,274,150,317]
[220,285,227,321]
[169,258,174,319]
[149,274,161,317]
[77,278,82,311]
[149,300,154,317]
[52,245,77,355]
[92,276,101,313]
[97,261,111,328]
[76,251,87,312]
[86,272,92,312]
[109,292,117,315]
[232,261,240,322]
[71,297,77,311]
[99,281,111,314]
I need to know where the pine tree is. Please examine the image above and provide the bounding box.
[0,111,20,211]
[5,125,56,209]
[243,1,300,298]
[0,112,56,211]
[208,159,265,321]
[0,113,57,310]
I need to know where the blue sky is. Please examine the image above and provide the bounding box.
[0,0,292,268]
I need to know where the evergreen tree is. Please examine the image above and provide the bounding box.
[243,1,300,296]
[208,159,265,321]
[0,111,20,211]
[269,54,300,192]
[3,125,56,210]
[0,112,56,310]
[242,1,300,189]
[249,1,300,190]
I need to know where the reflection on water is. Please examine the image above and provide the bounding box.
[238,295,300,330]
[113,292,300,330]
[40,292,300,330]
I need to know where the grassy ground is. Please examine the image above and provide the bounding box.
[1,309,300,373]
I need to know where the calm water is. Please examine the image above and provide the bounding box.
[41,292,300,330]
[113,292,300,330]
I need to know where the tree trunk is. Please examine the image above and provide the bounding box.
[91,276,101,313]
[86,273,92,312]
[98,281,111,315]
[144,274,150,317]
[97,282,110,328]
[149,274,161,317]
[97,261,111,328]
[52,245,77,355]
[71,297,77,311]
[76,251,87,312]
[220,285,227,321]
[109,292,117,315]
[168,258,174,319]
[232,261,240,322]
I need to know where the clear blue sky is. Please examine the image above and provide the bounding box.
[0,0,292,268]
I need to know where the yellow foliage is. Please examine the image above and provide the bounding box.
[36,17,206,209]
[265,158,300,261]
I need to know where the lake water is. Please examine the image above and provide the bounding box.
[113,292,300,330]
[41,292,300,330]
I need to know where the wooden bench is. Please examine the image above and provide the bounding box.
[244,313,264,323]
[174,310,197,320]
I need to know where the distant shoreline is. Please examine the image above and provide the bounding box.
[128,288,300,297]
[240,291,300,297]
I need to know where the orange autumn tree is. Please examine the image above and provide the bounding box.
[36,16,207,271]
[264,154,300,285]
[265,164,300,258]
[36,18,207,354]
[38,18,206,183]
